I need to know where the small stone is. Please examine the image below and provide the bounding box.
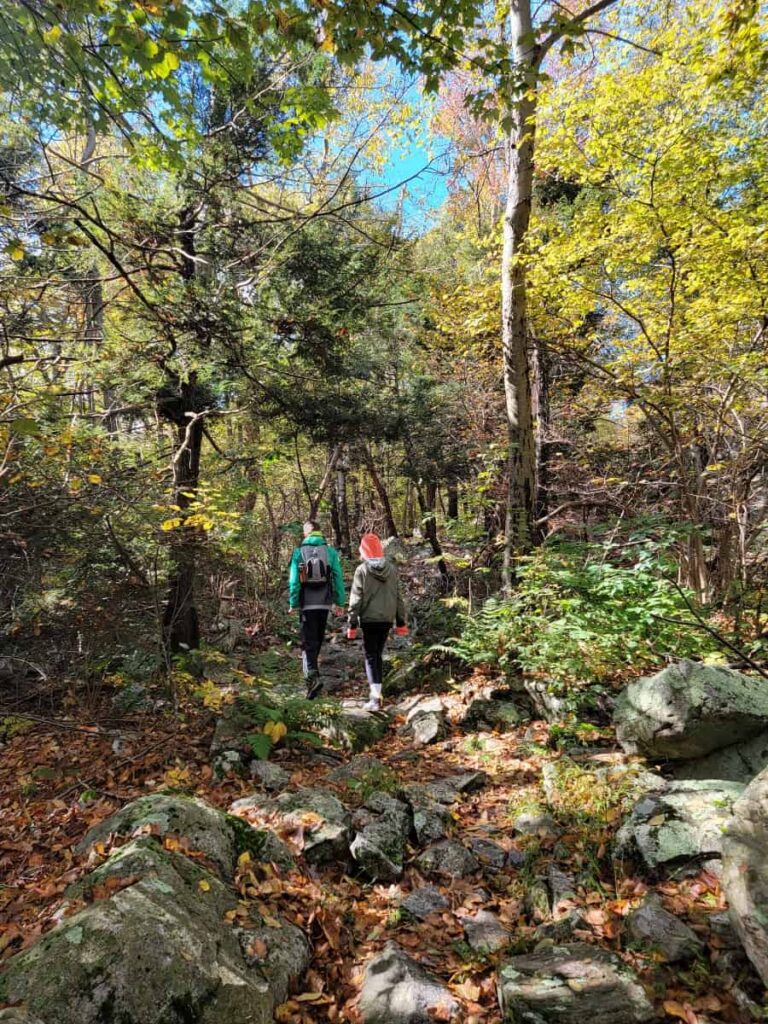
[405,710,448,747]
[463,910,510,953]
[401,885,450,920]
[468,837,507,870]
[513,811,561,839]
[416,839,479,878]
[548,866,577,909]
[506,848,526,869]
[360,942,459,1024]
[249,761,290,792]
[534,910,584,944]
[626,894,704,962]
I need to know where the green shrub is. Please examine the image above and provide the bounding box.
[435,540,718,686]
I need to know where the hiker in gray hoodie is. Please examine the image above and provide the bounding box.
[347,532,407,711]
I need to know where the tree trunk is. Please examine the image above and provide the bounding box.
[501,0,539,591]
[420,482,450,583]
[363,446,398,537]
[446,481,459,520]
[330,476,343,550]
[532,328,550,538]
[162,392,204,652]
[335,462,352,556]
[309,444,341,519]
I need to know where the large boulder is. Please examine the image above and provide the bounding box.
[614,661,768,760]
[497,943,654,1023]
[1,820,309,1023]
[615,779,745,871]
[77,794,249,877]
[673,729,768,784]
[360,942,458,1023]
[722,765,768,984]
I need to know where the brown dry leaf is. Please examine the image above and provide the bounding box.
[247,937,268,959]
[453,979,481,1001]
[663,1000,698,1023]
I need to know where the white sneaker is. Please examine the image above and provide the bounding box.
[364,698,381,712]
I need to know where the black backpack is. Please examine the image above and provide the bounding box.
[299,544,330,591]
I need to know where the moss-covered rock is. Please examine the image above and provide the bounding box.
[722,765,768,985]
[614,661,768,760]
[76,794,242,878]
[1,840,309,1024]
[322,702,389,752]
[616,779,745,871]
[497,943,654,1023]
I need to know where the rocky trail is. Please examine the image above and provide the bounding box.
[2,623,768,1023]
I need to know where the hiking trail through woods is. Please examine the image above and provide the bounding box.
[0,569,765,1022]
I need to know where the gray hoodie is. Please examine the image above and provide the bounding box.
[348,558,406,627]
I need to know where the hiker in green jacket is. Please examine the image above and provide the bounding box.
[347,533,407,711]
[288,520,345,699]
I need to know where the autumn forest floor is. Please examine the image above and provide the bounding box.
[0,620,759,1024]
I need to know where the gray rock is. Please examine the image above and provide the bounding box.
[210,703,255,755]
[249,760,291,791]
[0,1012,46,1024]
[468,837,508,870]
[360,942,459,1023]
[404,710,448,747]
[524,681,592,722]
[616,779,745,870]
[327,754,390,784]
[401,886,450,920]
[525,880,552,922]
[2,837,309,1024]
[513,811,561,840]
[214,748,245,778]
[534,911,584,945]
[614,661,768,760]
[462,698,522,732]
[426,772,488,804]
[323,702,389,752]
[412,802,451,845]
[497,943,654,1024]
[722,764,768,984]
[626,894,704,962]
[231,787,351,867]
[275,787,352,865]
[548,866,577,909]
[351,793,412,881]
[405,696,445,722]
[383,536,409,564]
[673,729,768,784]
[463,909,510,953]
[416,839,479,878]
[77,794,242,877]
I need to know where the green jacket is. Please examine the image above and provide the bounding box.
[348,558,406,627]
[288,532,345,610]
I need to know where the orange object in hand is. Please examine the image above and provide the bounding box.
[394,625,408,636]
[346,628,358,640]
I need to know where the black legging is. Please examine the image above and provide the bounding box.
[362,621,391,689]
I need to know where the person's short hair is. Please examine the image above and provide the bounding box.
[303,519,319,535]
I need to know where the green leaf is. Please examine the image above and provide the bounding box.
[246,733,273,760]
[10,417,40,437]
